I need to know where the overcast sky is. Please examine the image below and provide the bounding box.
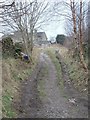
[0,0,90,40]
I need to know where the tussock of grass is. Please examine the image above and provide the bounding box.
[2,91,15,118]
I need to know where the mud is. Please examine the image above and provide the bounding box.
[14,52,88,118]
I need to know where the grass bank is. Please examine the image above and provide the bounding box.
[2,46,41,118]
[57,45,88,95]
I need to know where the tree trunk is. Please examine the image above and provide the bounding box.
[22,33,30,58]
[79,0,88,72]
[30,29,34,53]
[70,0,77,48]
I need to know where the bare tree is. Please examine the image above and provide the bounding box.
[53,0,88,71]
[69,0,88,71]
[1,0,51,59]
[78,0,88,71]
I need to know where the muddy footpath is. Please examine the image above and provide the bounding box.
[14,52,88,118]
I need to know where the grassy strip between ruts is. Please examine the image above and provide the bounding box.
[46,48,64,90]
[2,46,41,118]
[37,65,48,100]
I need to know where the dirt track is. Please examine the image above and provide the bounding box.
[15,52,88,118]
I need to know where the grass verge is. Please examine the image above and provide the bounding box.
[2,46,41,118]
[56,45,88,94]
[62,54,88,94]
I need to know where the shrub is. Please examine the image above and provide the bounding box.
[56,34,65,45]
[2,37,15,58]
[2,37,25,59]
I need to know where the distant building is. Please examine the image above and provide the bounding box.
[2,31,49,46]
[34,31,48,45]
[2,31,22,43]
[37,32,47,41]
[10,32,23,43]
